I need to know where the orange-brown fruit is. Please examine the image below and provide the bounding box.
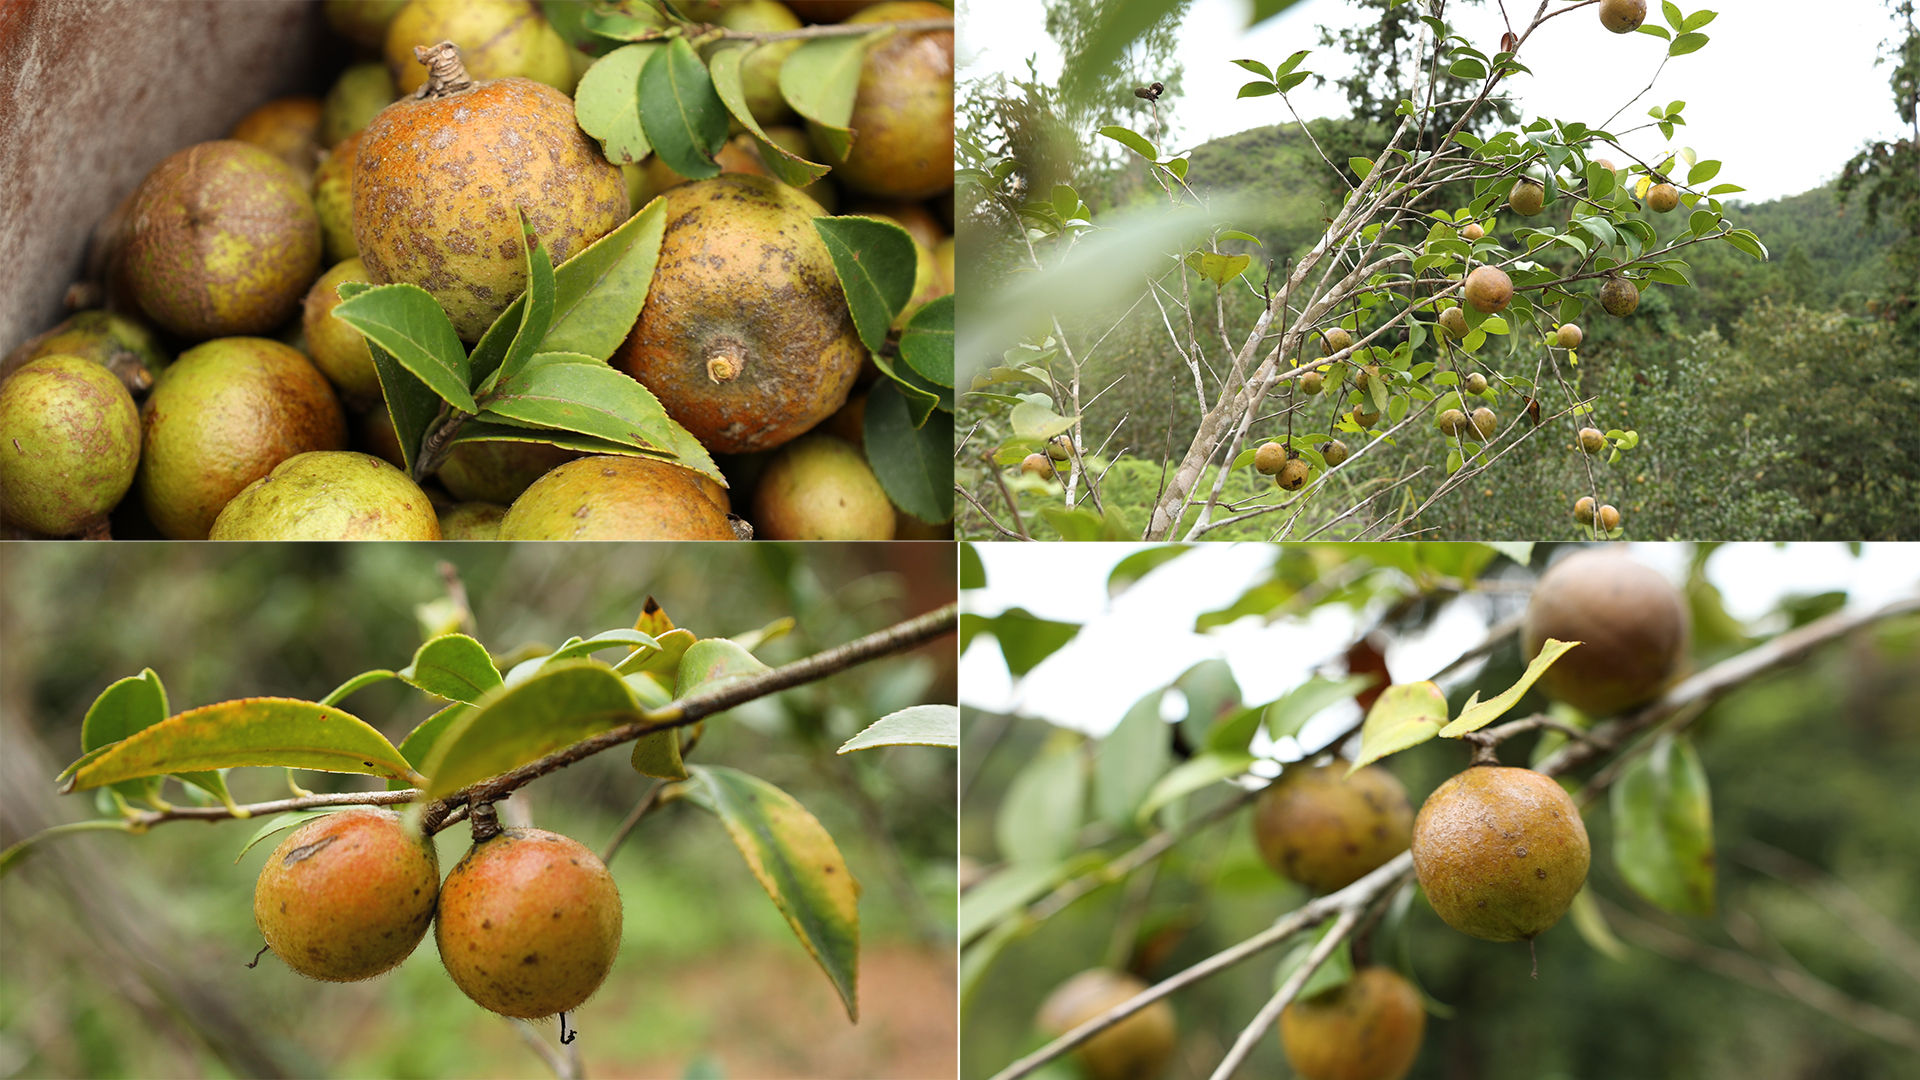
[1597,503,1622,531]
[435,828,623,1018]
[253,808,439,982]
[354,45,626,341]
[1278,966,1426,1080]
[823,2,955,199]
[1436,409,1468,438]
[498,455,736,539]
[1599,275,1640,317]
[1577,427,1606,454]
[1464,372,1488,395]
[136,337,347,540]
[751,433,896,540]
[1506,180,1545,217]
[1254,441,1287,475]
[1320,439,1350,467]
[1463,266,1513,314]
[1573,495,1597,525]
[1413,765,1590,942]
[1599,0,1647,33]
[613,174,861,453]
[229,96,326,180]
[1646,182,1680,213]
[1437,306,1468,340]
[1252,763,1413,892]
[1461,221,1485,241]
[1036,969,1177,1080]
[1556,322,1584,350]
[1020,452,1054,479]
[1522,548,1687,716]
[123,141,322,341]
[1277,457,1312,491]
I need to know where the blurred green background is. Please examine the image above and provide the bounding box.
[0,541,957,1080]
[959,543,1920,1080]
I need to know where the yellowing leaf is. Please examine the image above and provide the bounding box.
[1349,682,1449,771]
[1438,638,1580,736]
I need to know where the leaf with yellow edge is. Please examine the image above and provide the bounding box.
[1349,682,1449,771]
[61,699,418,792]
[420,661,644,798]
[625,673,686,780]
[1438,638,1581,736]
[684,765,860,1020]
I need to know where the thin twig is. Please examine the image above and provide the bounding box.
[1208,907,1361,1080]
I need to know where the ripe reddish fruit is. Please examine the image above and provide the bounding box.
[1463,266,1513,314]
[1252,763,1413,892]
[1037,969,1176,1080]
[253,809,439,982]
[1412,766,1590,942]
[1522,549,1687,716]
[436,828,623,1018]
[1279,967,1425,1080]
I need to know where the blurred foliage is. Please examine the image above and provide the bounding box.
[960,543,1920,1080]
[0,542,956,1080]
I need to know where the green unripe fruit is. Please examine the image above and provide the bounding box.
[1556,323,1584,349]
[1467,406,1497,441]
[1252,763,1412,893]
[436,439,577,505]
[1277,457,1311,492]
[211,451,440,539]
[1437,306,1468,340]
[500,455,736,539]
[321,63,398,148]
[1464,372,1488,395]
[312,133,362,264]
[1320,439,1349,467]
[822,2,954,199]
[1047,433,1073,462]
[355,48,625,341]
[1522,549,1687,716]
[1646,182,1680,213]
[1573,495,1597,525]
[438,501,507,539]
[1577,427,1606,454]
[1279,967,1426,1080]
[123,141,322,341]
[1507,180,1545,217]
[1412,766,1590,942]
[1437,409,1468,437]
[229,97,325,181]
[137,338,347,539]
[1300,369,1324,394]
[0,357,141,535]
[1599,0,1646,34]
[253,808,439,982]
[1598,503,1622,531]
[1599,276,1640,317]
[752,433,895,540]
[1351,405,1380,429]
[385,0,574,96]
[1254,441,1287,475]
[1,310,168,397]
[1037,969,1177,1080]
[712,0,804,125]
[302,258,381,405]
[1021,453,1054,479]
[435,828,623,1018]
[1463,266,1513,314]
[1322,327,1353,355]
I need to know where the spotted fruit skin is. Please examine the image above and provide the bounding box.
[1252,763,1413,892]
[1278,967,1425,1080]
[0,356,141,535]
[353,76,626,341]
[123,141,322,341]
[499,455,736,540]
[253,809,440,982]
[211,450,440,540]
[1411,766,1590,942]
[1037,968,1177,1080]
[826,2,955,199]
[614,175,861,453]
[435,828,623,1018]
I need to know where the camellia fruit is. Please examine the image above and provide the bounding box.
[1252,763,1413,892]
[1646,182,1680,213]
[1573,495,1597,525]
[1463,266,1513,314]
[1320,439,1350,467]
[1599,275,1640,317]
[1522,548,1688,716]
[1036,969,1176,1080]
[1277,457,1311,492]
[1599,0,1647,34]
[253,808,439,982]
[1507,180,1545,217]
[1556,323,1584,349]
[1412,766,1590,942]
[1578,427,1606,454]
[1255,441,1288,476]
[1437,306,1468,340]
[1278,966,1426,1080]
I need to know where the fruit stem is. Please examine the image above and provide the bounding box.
[413,41,474,100]
[469,800,500,843]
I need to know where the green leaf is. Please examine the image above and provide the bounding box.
[1348,156,1374,180]
[319,669,398,707]
[391,702,469,789]
[1135,750,1258,827]
[398,634,504,704]
[331,283,476,413]
[1668,31,1709,56]
[900,294,954,387]
[420,661,644,798]
[1612,734,1715,916]
[1,821,135,878]
[1094,691,1172,827]
[81,668,169,751]
[444,420,660,459]
[638,38,728,179]
[232,810,343,863]
[1275,923,1353,1002]
[675,638,774,706]
[708,47,830,188]
[1724,229,1768,261]
[838,704,959,753]
[870,348,942,424]
[780,31,885,163]
[1568,886,1629,961]
[337,282,440,475]
[1184,251,1252,287]
[1097,125,1157,160]
[62,699,417,792]
[483,354,720,482]
[628,692,686,781]
[997,732,1084,864]
[959,859,1076,945]
[1439,638,1581,736]
[472,209,558,393]
[683,766,860,1020]
[547,629,662,664]
[574,45,656,164]
[1350,682,1448,770]
[863,381,953,523]
[1263,675,1378,742]
[813,216,918,351]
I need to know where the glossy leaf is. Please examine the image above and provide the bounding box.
[708,46,830,188]
[331,283,475,413]
[1612,734,1716,916]
[483,354,720,481]
[81,670,169,805]
[231,810,343,863]
[390,702,470,790]
[62,699,417,791]
[684,766,860,1020]
[420,661,644,799]
[676,638,773,701]
[397,633,504,705]
[546,629,661,665]
[1438,638,1580,736]
[574,44,656,164]
[780,31,882,162]
[319,669,398,707]
[814,216,918,351]
[1094,690,1172,827]
[959,859,1075,945]
[638,38,728,179]
[863,382,953,523]
[1264,675,1378,742]
[838,704,959,753]
[958,607,1079,676]
[1349,682,1448,770]
[900,294,954,387]
[445,420,655,458]
[473,209,558,393]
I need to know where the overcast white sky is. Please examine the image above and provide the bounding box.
[957,0,1910,203]
[961,544,1920,747]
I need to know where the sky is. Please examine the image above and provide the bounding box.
[956,0,1911,203]
[960,544,1920,749]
